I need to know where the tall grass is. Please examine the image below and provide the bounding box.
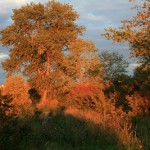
[132,116,150,150]
[0,110,121,150]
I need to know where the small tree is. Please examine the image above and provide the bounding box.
[100,51,129,80]
[2,75,33,118]
[66,39,103,82]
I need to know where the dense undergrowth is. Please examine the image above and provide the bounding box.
[1,75,150,150]
[1,79,150,150]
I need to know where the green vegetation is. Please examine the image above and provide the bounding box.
[132,117,150,150]
[0,111,121,150]
[100,51,129,80]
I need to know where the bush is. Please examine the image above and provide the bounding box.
[2,75,33,118]
[65,83,142,149]
[126,92,150,117]
[0,91,16,127]
[66,82,105,110]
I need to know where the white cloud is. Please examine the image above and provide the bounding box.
[16,0,35,6]
[129,63,141,67]
[0,54,8,59]
[0,0,33,15]
[127,63,141,75]
[4,0,32,6]
[84,13,109,22]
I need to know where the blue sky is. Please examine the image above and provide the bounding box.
[0,0,141,84]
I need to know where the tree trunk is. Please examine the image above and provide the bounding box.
[41,55,50,104]
[41,89,47,104]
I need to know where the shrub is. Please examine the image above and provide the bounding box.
[126,92,150,117]
[2,75,33,118]
[66,82,105,110]
[0,91,16,127]
[66,82,142,149]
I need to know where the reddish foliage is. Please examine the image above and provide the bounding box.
[69,82,104,97]
[126,92,150,117]
[66,82,105,110]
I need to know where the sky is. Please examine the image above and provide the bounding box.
[0,0,141,84]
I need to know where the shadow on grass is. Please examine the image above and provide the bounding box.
[132,116,150,150]
[0,109,124,150]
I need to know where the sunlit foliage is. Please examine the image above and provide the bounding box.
[2,75,33,118]
[103,0,150,65]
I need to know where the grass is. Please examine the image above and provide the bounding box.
[132,116,150,150]
[0,109,123,150]
[1,107,150,150]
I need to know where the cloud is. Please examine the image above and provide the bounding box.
[0,53,8,59]
[127,63,141,75]
[1,0,32,7]
[83,13,109,22]
[129,63,141,67]
[0,0,35,29]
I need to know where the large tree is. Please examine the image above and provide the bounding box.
[0,1,90,102]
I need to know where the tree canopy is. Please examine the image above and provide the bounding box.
[100,51,129,80]
[0,1,83,75]
[0,1,100,102]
